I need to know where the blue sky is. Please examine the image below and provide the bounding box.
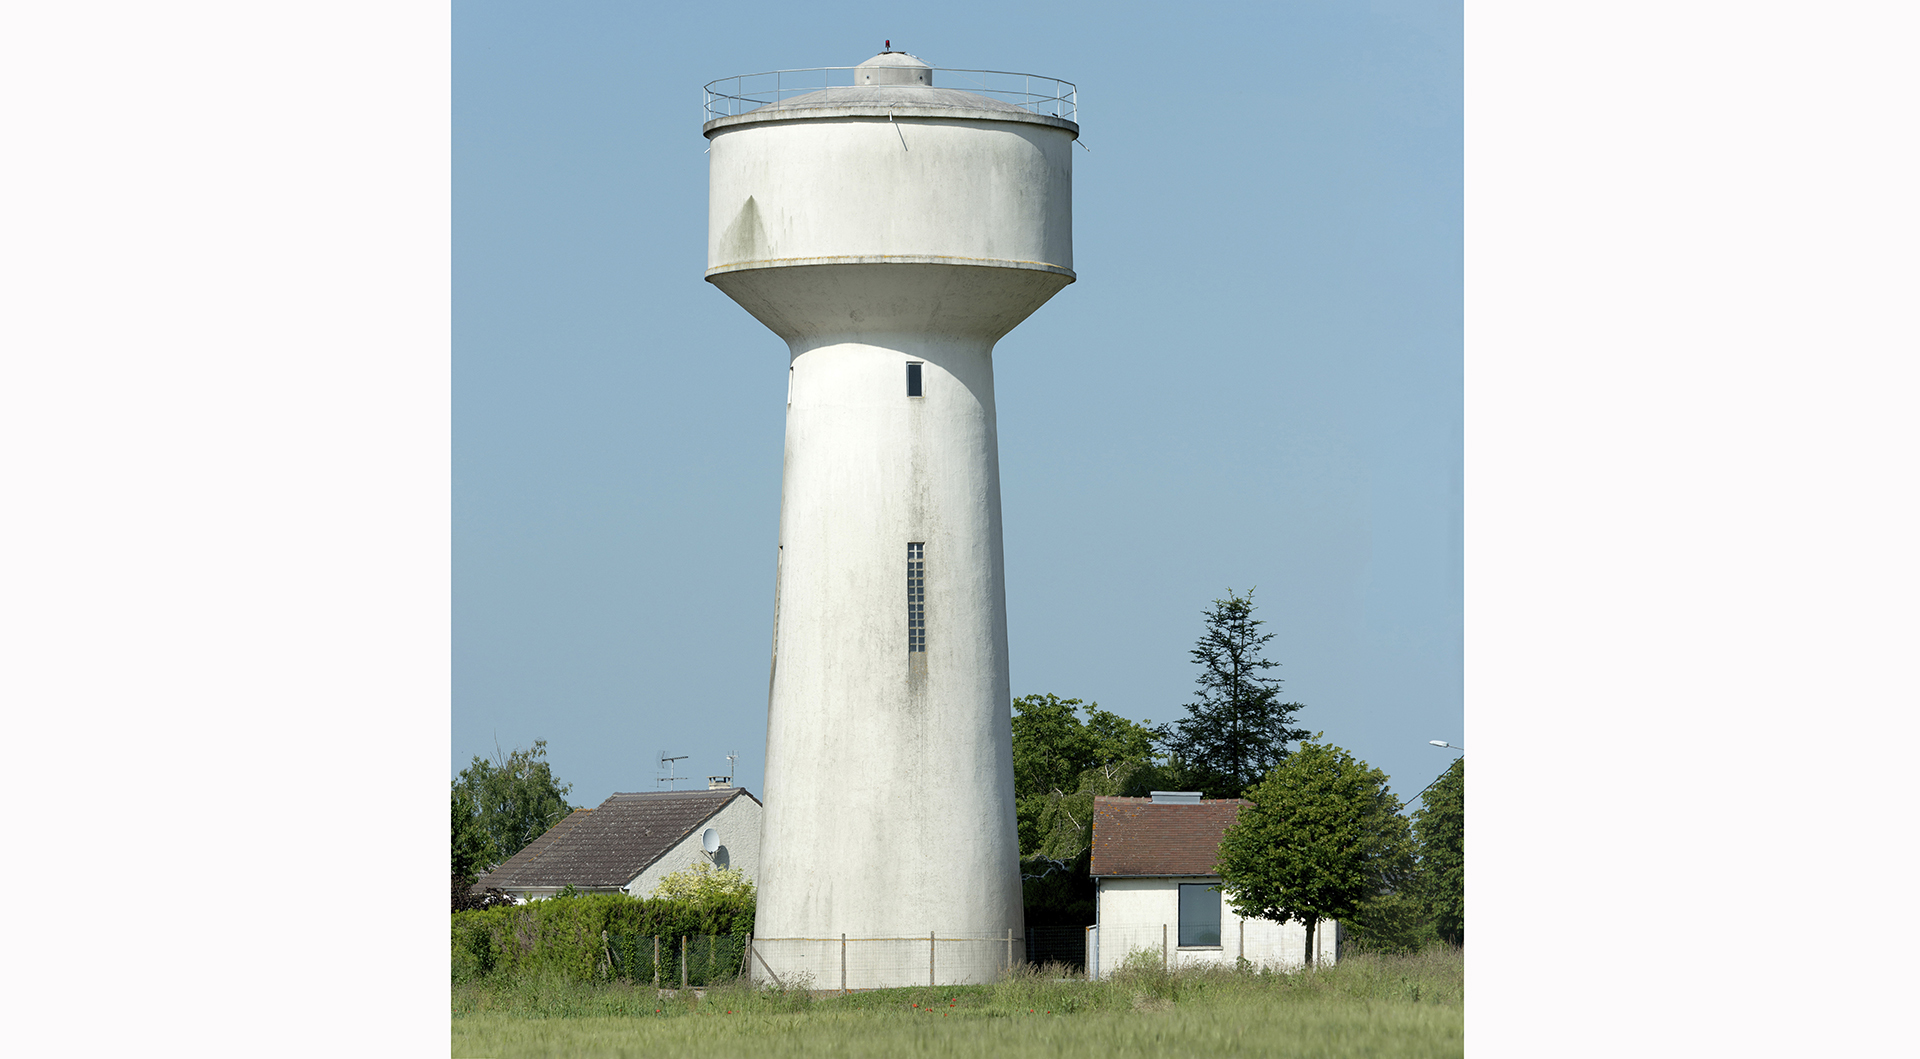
[454,1,1463,807]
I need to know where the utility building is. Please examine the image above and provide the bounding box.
[702,50,1078,987]
[1086,793,1341,977]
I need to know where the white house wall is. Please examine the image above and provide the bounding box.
[1093,877,1338,978]
[623,794,764,898]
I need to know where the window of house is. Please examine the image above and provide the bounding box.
[1179,883,1222,947]
[906,362,923,397]
[907,542,925,653]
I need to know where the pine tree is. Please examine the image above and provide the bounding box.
[1157,589,1310,797]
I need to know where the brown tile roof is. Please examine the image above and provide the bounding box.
[471,806,593,890]
[474,788,758,892]
[1089,795,1248,877]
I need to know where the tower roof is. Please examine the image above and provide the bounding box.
[703,52,1077,137]
[855,50,932,84]
[748,84,1031,116]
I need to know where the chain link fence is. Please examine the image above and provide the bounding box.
[1024,925,1088,969]
[747,932,1032,991]
[594,928,1099,991]
[602,933,747,988]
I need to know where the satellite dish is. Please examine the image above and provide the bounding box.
[701,828,720,854]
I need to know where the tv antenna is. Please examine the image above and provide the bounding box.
[658,751,688,790]
[707,750,738,790]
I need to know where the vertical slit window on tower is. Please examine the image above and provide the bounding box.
[906,362,923,397]
[907,542,925,653]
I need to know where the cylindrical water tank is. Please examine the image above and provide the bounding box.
[704,51,1076,988]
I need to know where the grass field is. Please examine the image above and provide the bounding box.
[452,947,1462,1058]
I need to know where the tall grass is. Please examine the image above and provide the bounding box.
[453,946,1462,1058]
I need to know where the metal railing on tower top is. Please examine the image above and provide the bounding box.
[703,67,1077,124]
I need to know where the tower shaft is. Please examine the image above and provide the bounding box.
[704,54,1077,986]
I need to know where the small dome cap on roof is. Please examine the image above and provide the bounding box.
[856,50,932,86]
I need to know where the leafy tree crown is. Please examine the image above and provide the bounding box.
[1215,741,1413,939]
[451,785,492,884]
[1011,693,1159,860]
[452,739,575,869]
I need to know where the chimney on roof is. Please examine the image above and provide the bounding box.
[1150,791,1202,805]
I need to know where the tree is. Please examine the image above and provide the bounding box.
[1081,707,1158,784]
[1011,693,1094,802]
[1412,757,1464,946]
[1215,741,1413,967]
[1158,589,1310,797]
[452,739,576,869]
[1338,888,1430,955]
[451,784,492,885]
[1011,693,1158,859]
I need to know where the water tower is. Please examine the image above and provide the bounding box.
[702,51,1077,987]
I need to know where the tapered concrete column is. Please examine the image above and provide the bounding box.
[704,52,1077,987]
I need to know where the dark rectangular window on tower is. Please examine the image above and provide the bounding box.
[907,542,925,653]
[906,362,923,397]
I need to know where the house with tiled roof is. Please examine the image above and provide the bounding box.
[1086,792,1339,978]
[473,787,762,902]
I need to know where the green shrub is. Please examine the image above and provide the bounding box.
[452,892,755,983]
[650,862,755,902]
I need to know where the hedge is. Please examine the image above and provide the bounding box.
[451,892,755,982]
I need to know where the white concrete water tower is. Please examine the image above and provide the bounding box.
[702,51,1077,987]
